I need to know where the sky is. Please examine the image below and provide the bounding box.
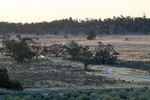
[0,0,150,23]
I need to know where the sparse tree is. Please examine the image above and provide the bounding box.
[16,34,21,39]
[78,46,93,70]
[94,43,117,64]
[87,30,96,40]
[66,41,93,70]
[66,41,81,61]
[49,44,67,57]
[64,34,68,39]
[3,37,39,63]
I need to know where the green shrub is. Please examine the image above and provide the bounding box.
[14,96,20,100]
[119,91,128,99]
[22,95,31,100]
[70,91,80,98]
[8,80,23,91]
[62,96,69,100]
[102,95,112,100]
[69,97,75,100]
[4,87,150,100]
[0,68,23,91]
[112,96,121,100]
[43,96,51,100]
[63,90,72,98]
[89,93,100,99]
[76,94,90,100]
[30,92,44,99]
[0,68,9,88]
[48,90,60,96]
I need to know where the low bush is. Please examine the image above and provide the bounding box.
[4,87,150,100]
[0,68,23,91]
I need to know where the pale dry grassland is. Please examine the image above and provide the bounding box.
[38,34,150,83]
[35,34,150,62]
[1,34,150,90]
[5,34,150,62]
[112,67,150,79]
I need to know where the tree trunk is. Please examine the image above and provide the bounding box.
[84,63,88,71]
[35,53,38,60]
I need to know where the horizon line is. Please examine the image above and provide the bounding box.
[0,14,147,24]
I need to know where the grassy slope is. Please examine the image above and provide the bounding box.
[1,34,150,90]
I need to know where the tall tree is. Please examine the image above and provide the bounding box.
[3,37,39,63]
[94,43,117,64]
[66,41,81,61]
[78,46,93,70]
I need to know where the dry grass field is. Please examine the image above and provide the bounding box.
[33,34,150,62]
[1,57,150,91]
[7,34,150,62]
[1,34,150,90]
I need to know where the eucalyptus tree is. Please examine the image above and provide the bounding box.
[3,37,40,63]
[94,43,117,64]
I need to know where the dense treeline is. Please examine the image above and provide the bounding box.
[4,87,150,100]
[0,15,150,35]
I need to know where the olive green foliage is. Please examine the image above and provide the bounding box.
[94,43,118,64]
[3,37,40,63]
[66,41,117,70]
[4,87,150,100]
[66,41,82,61]
[66,41,93,70]
[42,44,67,57]
[77,46,93,70]
[4,92,44,100]
[48,90,63,99]
[0,68,23,90]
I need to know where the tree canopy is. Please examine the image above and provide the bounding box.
[0,68,23,90]
[3,37,40,63]
[94,43,118,64]
[65,41,118,70]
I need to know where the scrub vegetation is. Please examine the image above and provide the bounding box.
[4,87,150,100]
[0,16,150,99]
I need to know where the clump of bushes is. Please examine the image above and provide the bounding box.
[4,87,150,100]
[0,68,23,91]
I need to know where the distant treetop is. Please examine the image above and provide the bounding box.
[0,15,150,35]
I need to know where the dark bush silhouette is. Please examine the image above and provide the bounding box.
[3,37,41,63]
[66,41,81,61]
[0,68,9,88]
[8,80,23,91]
[0,68,23,90]
[94,43,118,64]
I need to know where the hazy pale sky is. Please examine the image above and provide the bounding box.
[0,0,149,23]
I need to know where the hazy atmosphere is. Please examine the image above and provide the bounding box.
[1,0,150,100]
[1,0,150,22]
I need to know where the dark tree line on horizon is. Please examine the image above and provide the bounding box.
[0,15,150,35]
